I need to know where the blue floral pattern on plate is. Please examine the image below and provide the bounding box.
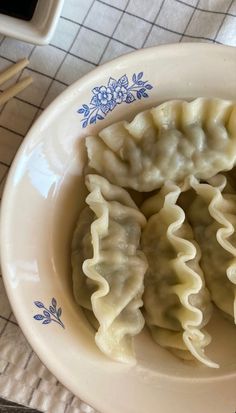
[33,297,65,329]
[77,72,153,127]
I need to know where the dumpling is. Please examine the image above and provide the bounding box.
[223,166,236,193]
[141,181,218,367]
[71,174,148,363]
[86,98,236,191]
[72,207,94,309]
[188,175,236,322]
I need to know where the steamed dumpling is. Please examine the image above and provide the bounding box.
[141,181,218,368]
[72,207,94,310]
[86,98,236,191]
[188,175,236,322]
[71,174,148,363]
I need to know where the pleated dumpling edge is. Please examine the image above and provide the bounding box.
[72,174,148,364]
[188,174,236,323]
[141,181,218,368]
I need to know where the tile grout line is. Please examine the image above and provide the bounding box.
[61,15,135,45]
[0,36,5,47]
[96,0,236,18]
[0,90,43,111]
[64,395,79,413]
[0,312,12,338]
[49,44,98,66]
[0,160,10,168]
[61,14,224,47]
[0,56,69,86]
[0,126,24,138]
[27,385,36,406]
[39,0,97,111]
[26,377,42,411]
[175,0,236,17]
[0,44,36,116]
[141,0,166,48]
[0,314,17,326]
[0,170,8,196]
[213,0,234,42]
[0,164,9,183]
[23,351,34,370]
[180,0,200,42]
[97,0,131,65]
[0,397,41,411]
[1,362,9,375]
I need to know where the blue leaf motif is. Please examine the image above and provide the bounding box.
[82,104,89,116]
[145,84,153,90]
[132,73,136,83]
[142,92,148,98]
[137,81,145,86]
[77,108,84,114]
[118,75,128,88]
[82,120,88,128]
[97,114,104,120]
[52,298,57,308]
[33,298,64,329]
[43,310,50,318]
[34,301,44,308]
[137,91,142,99]
[49,305,56,314]
[34,314,44,320]
[137,72,143,80]
[42,319,51,325]
[90,115,97,124]
[108,77,117,90]
[139,88,146,95]
[125,93,135,103]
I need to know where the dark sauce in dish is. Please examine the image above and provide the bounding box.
[0,0,38,21]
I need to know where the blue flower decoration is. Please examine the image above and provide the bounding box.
[77,72,153,127]
[33,297,65,329]
[113,85,128,104]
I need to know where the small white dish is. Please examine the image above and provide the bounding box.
[0,0,64,45]
[1,44,236,413]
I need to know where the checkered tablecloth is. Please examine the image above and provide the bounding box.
[0,0,236,412]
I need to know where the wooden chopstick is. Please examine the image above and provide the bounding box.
[0,58,29,87]
[0,76,33,106]
[0,58,33,106]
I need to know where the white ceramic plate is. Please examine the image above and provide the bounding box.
[1,43,236,413]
